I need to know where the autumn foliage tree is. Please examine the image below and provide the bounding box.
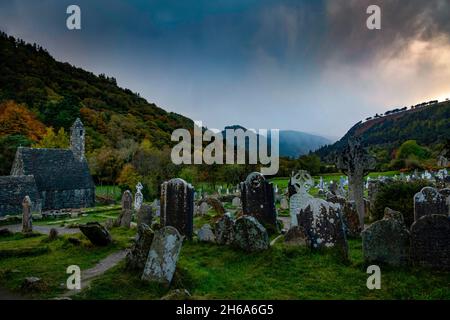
[0,100,46,141]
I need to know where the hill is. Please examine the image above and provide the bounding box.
[0,32,193,175]
[315,101,450,163]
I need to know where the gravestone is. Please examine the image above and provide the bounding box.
[160,178,194,239]
[410,214,450,270]
[240,172,277,230]
[214,213,235,245]
[136,204,153,228]
[336,137,376,229]
[289,171,314,227]
[22,196,33,233]
[280,197,289,210]
[232,197,241,207]
[414,187,448,221]
[362,208,410,266]
[198,202,210,216]
[284,225,308,246]
[342,201,361,238]
[141,226,184,285]
[79,222,112,246]
[126,223,154,272]
[233,216,269,252]
[197,224,215,242]
[134,182,144,211]
[297,199,348,260]
[116,190,133,228]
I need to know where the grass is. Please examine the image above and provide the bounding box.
[74,238,450,300]
[0,227,136,299]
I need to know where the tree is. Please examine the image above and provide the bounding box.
[33,127,69,149]
[116,164,142,193]
[0,134,32,175]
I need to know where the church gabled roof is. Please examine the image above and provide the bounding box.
[10,147,95,192]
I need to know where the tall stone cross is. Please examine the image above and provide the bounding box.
[336,137,375,228]
[134,182,144,211]
[22,195,33,233]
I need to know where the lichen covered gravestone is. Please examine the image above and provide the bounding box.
[240,172,277,230]
[160,178,194,239]
[414,187,448,221]
[141,226,183,286]
[297,199,348,260]
[79,222,112,246]
[126,223,154,272]
[22,195,33,233]
[197,224,215,243]
[410,214,450,270]
[233,216,269,252]
[214,213,235,245]
[336,137,376,229]
[362,208,410,266]
[116,190,133,228]
[342,201,361,238]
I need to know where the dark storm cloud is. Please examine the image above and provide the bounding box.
[0,0,449,138]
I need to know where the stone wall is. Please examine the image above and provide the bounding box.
[0,175,40,216]
[40,188,95,210]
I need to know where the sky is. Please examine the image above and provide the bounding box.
[1,0,449,140]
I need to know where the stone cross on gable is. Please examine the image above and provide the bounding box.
[336,137,375,228]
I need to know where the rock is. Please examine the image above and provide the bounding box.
[21,277,46,292]
[79,222,112,246]
[0,228,13,237]
[233,216,269,252]
[362,210,410,267]
[160,289,191,300]
[214,213,235,245]
[136,204,153,227]
[197,224,215,243]
[126,223,154,272]
[141,226,183,286]
[284,226,308,246]
[48,228,59,241]
[410,214,450,270]
[414,187,448,221]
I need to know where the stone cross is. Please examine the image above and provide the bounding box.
[22,195,33,233]
[134,182,144,211]
[289,170,314,226]
[160,178,195,239]
[336,137,375,228]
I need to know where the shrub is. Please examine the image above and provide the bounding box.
[371,180,431,228]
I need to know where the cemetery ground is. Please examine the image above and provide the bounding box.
[0,205,449,300]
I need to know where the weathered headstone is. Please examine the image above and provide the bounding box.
[289,170,314,227]
[214,213,235,245]
[280,197,289,210]
[79,222,112,246]
[410,214,450,270]
[197,224,216,243]
[414,187,448,221]
[240,172,277,230]
[136,204,153,227]
[232,197,241,207]
[233,216,269,252]
[22,196,33,233]
[134,182,144,211]
[126,223,154,272]
[198,202,210,216]
[362,208,410,266]
[440,188,450,216]
[160,178,194,239]
[141,226,184,286]
[336,137,376,229]
[284,225,308,246]
[116,190,133,228]
[297,199,348,259]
